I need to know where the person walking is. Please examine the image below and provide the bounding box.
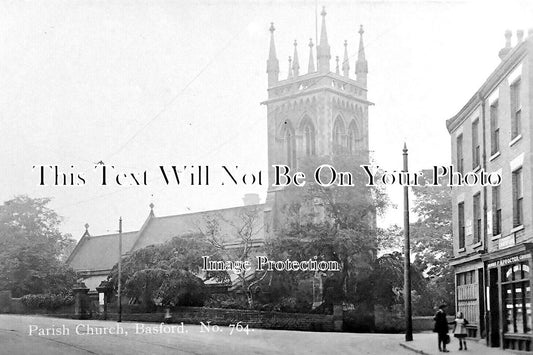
[434,304,450,352]
[452,311,469,350]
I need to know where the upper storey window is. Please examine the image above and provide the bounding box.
[300,117,316,157]
[512,167,523,227]
[282,123,297,168]
[472,119,480,169]
[493,185,501,236]
[456,134,464,174]
[473,193,481,244]
[490,100,499,155]
[511,79,521,140]
[333,116,345,154]
[347,121,359,155]
[458,202,465,249]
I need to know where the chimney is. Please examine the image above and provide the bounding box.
[242,193,260,206]
[517,29,524,43]
[498,30,513,60]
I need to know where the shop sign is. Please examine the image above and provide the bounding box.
[498,234,515,250]
[487,254,528,268]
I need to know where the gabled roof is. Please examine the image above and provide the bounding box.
[67,204,265,274]
[67,231,138,272]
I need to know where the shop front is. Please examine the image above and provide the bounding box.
[484,244,532,352]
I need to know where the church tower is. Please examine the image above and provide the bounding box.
[262,7,372,231]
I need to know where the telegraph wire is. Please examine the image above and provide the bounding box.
[48,19,407,214]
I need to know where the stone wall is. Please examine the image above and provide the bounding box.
[107,307,335,332]
[374,305,434,332]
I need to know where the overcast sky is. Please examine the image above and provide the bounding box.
[1,0,532,238]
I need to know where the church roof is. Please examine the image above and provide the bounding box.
[67,231,139,272]
[67,204,265,275]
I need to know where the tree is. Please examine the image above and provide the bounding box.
[371,174,454,315]
[200,205,267,309]
[266,155,390,311]
[108,235,226,310]
[410,176,454,314]
[0,196,77,297]
[371,251,429,312]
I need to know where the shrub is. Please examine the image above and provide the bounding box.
[20,293,74,310]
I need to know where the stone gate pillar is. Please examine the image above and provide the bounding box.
[96,281,112,320]
[333,304,343,331]
[73,282,90,319]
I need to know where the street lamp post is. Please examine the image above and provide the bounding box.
[118,217,123,323]
[403,143,413,341]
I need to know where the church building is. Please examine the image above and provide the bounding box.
[68,8,371,305]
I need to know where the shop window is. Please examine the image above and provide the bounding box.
[502,261,532,334]
[457,270,475,285]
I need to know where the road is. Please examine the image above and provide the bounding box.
[0,314,414,355]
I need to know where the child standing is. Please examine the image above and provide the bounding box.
[453,311,469,350]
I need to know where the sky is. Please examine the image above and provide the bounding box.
[1,0,533,238]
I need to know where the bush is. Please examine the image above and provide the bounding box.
[204,294,248,310]
[159,270,208,308]
[20,293,74,310]
[343,306,375,332]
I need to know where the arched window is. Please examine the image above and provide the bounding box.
[300,117,316,157]
[333,116,345,154]
[282,122,296,168]
[347,121,358,154]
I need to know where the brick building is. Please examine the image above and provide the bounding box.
[446,29,533,351]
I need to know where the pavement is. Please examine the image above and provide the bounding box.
[1,315,521,355]
[399,332,516,355]
[0,314,413,355]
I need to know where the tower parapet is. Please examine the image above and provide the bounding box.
[263,7,372,187]
[263,7,373,234]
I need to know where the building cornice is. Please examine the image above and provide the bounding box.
[449,252,484,267]
[261,86,374,106]
[446,39,530,133]
[481,243,533,262]
[269,71,365,91]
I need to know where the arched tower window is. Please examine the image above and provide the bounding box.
[333,116,345,154]
[347,120,358,155]
[300,116,316,157]
[281,122,296,168]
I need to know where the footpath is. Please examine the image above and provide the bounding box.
[399,332,518,354]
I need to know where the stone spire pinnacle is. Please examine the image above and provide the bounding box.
[317,6,331,73]
[292,40,300,77]
[267,22,279,86]
[342,40,350,77]
[287,56,293,79]
[308,38,315,73]
[335,56,340,75]
[356,25,368,86]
